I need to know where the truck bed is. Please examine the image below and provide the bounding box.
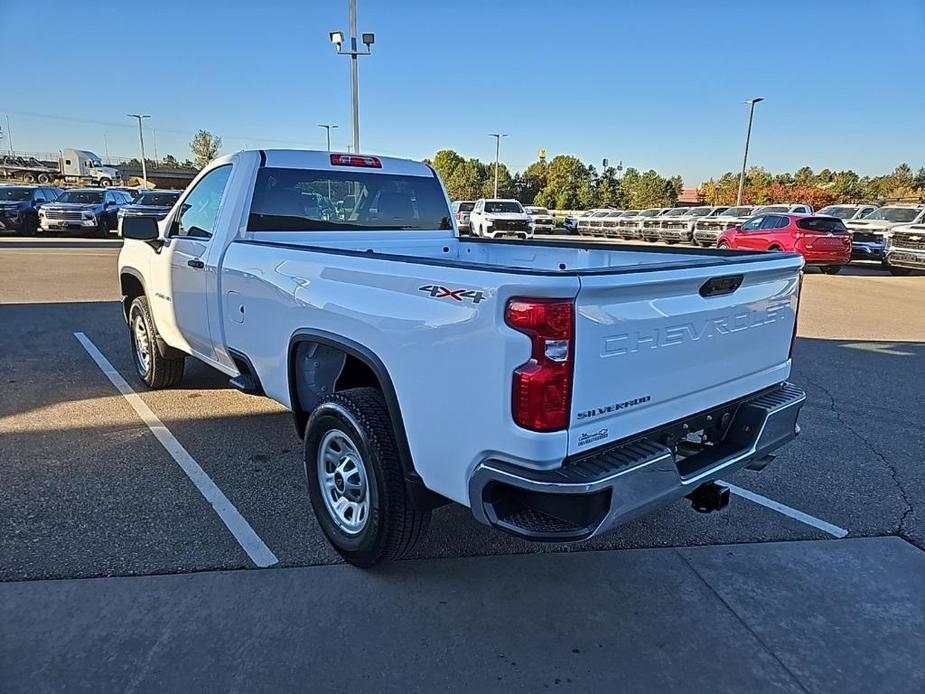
[244,230,782,275]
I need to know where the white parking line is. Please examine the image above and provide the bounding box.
[73,332,279,568]
[720,481,849,538]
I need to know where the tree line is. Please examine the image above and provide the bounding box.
[427,148,925,209]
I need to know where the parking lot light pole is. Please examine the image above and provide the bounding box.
[736,97,764,206]
[489,133,508,198]
[318,124,339,152]
[330,0,374,154]
[127,114,151,189]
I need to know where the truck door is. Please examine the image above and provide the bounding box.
[159,164,233,358]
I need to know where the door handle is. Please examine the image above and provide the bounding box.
[187,258,205,269]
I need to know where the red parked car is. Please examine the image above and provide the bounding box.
[717,213,851,274]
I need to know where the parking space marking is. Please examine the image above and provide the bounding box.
[74,332,279,568]
[720,481,849,538]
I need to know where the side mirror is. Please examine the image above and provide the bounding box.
[122,215,160,242]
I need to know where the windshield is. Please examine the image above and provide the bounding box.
[0,188,32,201]
[247,167,452,231]
[457,201,475,212]
[866,207,921,223]
[689,207,713,217]
[723,206,754,217]
[817,206,855,219]
[639,209,660,217]
[57,191,103,204]
[754,205,788,214]
[606,211,623,217]
[591,210,611,217]
[485,200,523,214]
[665,208,687,216]
[527,207,549,215]
[136,192,180,207]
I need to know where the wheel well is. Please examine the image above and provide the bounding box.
[289,340,385,436]
[768,244,783,251]
[120,272,145,320]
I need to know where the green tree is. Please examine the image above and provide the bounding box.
[430,149,465,186]
[481,162,516,198]
[515,160,548,204]
[595,166,622,207]
[445,158,486,200]
[190,130,222,169]
[537,155,591,209]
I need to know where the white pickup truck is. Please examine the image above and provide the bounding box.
[118,150,807,567]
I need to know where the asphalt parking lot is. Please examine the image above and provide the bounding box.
[2,236,924,691]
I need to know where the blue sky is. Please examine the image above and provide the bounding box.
[3,0,923,184]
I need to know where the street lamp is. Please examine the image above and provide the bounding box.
[318,123,339,151]
[329,0,374,154]
[736,97,764,206]
[489,133,508,198]
[127,114,151,189]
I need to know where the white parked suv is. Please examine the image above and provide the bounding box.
[469,198,534,239]
[816,204,878,222]
[693,206,756,247]
[657,206,729,244]
[845,206,925,262]
[117,149,807,566]
[524,205,556,233]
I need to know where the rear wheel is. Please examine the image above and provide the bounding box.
[305,387,430,567]
[37,173,50,184]
[129,296,185,389]
[22,172,36,183]
[820,265,843,275]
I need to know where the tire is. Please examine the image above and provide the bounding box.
[92,220,107,238]
[37,173,50,184]
[22,215,38,237]
[820,265,843,275]
[718,241,729,249]
[99,178,112,187]
[128,296,185,389]
[22,172,36,183]
[304,387,431,567]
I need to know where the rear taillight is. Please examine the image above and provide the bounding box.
[505,298,575,432]
[330,154,382,168]
[789,272,804,359]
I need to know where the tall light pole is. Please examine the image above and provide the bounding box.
[330,1,374,154]
[4,114,14,154]
[736,97,764,206]
[489,133,508,198]
[318,123,339,151]
[127,114,151,188]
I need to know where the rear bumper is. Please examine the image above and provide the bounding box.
[468,383,805,542]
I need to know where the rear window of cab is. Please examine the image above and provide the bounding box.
[247,167,452,231]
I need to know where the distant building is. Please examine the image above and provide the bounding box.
[677,187,704,205]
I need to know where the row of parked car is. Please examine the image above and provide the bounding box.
[565,203,925,275]
[0,184,181,237]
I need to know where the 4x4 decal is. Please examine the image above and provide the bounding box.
[418,285,487,304]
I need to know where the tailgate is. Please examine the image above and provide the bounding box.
[568,255,803,456]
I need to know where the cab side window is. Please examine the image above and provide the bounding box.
[174,165,232,238]
[740,216,763,231]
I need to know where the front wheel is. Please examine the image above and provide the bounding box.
[304,387,430,567]
[718,241,729,249]
[128,296,185,388]
[98,178,112,187]
[820,265,843,275]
